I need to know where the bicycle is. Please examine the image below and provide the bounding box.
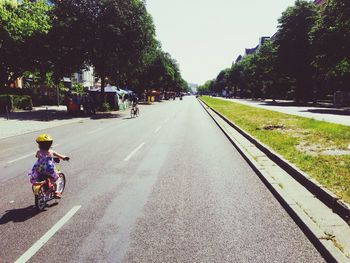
[130,104,139,118]
[31,158,67,210]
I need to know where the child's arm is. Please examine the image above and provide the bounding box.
[52,151,70,161]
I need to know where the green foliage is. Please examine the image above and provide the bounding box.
[209,41,292,100]
[100,102,111,112]
[212,68,231,95]
[0,0,52,87]
[0,0,187,99]
[0,94,32,112]
[22,71,56,88]
[12,95,33,110]
[197,80,214,95]
[50,0,158,89]
[205,0,350,103]
[274,0,317,102]
[137,48,187,93]
[0,0,51,40]
[312,0,350,93]
[71,82,84,95]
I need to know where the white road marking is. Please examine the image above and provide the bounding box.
[15,205,81,263]
[7,144,61,164]
[124,143,145,161]
[154,126,162,134]
[7,152,35,164]
[87,128,104,135]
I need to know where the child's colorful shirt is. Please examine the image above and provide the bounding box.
[28,150,58,183]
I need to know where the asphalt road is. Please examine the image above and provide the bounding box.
[0,96,325,262]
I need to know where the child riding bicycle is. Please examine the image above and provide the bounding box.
[28,134,69,197]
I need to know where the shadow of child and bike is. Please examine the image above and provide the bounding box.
[0,203,58,225]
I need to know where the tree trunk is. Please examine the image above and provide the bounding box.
[101,76,106,104]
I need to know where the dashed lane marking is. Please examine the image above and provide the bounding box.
[154,126,162,134]
[6,144,60,164]
[87,128,104,135]
[124,143,145,162]
[15,205,82,263]
[7,152,35,164]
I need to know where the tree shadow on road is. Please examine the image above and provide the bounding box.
[0,205,41,224]
[302,109,350,116]
[90,112,123,120]
[0,109,73,121]
[257,100,334,108]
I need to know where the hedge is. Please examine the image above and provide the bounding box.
[0,95,33,113]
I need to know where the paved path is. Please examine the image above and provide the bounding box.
[0,97,324,262]
[0,105,127,140]
[218,98,350,126]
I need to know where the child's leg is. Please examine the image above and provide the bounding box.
[55,175,64,194]
[47,170,61,196]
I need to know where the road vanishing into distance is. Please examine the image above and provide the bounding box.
[0,96,325,262]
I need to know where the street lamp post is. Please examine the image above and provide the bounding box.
[57,84,60,106]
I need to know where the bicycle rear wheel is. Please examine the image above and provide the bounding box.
[35,186,47,210]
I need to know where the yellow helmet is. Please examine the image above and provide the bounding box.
[36,134,53,143]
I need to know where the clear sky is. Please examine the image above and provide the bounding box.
[145,0,297,85]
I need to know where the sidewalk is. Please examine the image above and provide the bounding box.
[0,105,126,140]
[218,97,350,126]
[0,105,88,140]
[0,102,153,140]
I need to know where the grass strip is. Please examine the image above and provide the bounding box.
[201,96,350,203]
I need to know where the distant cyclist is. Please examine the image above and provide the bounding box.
[130,94,139,117]
[131,94,138,106]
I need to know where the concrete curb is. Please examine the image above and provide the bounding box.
[199,98,350,224]
[198,98,350,263]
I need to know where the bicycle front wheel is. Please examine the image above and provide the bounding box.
[56,173,66,194]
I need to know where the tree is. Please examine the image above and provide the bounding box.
[252,41,291,100]
[232,54,258,98]
[212,68,230,96]
[138,48,187,94]
[90,0,157,90]
[274,0,317,102]
[229,63,244,97]
[0,0,51,88]
[49,0,157,92]
[311,0,350,94]
[197,80,214,95]
[226,42,292,101]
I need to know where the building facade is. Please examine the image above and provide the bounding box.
[73,67,95,89]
